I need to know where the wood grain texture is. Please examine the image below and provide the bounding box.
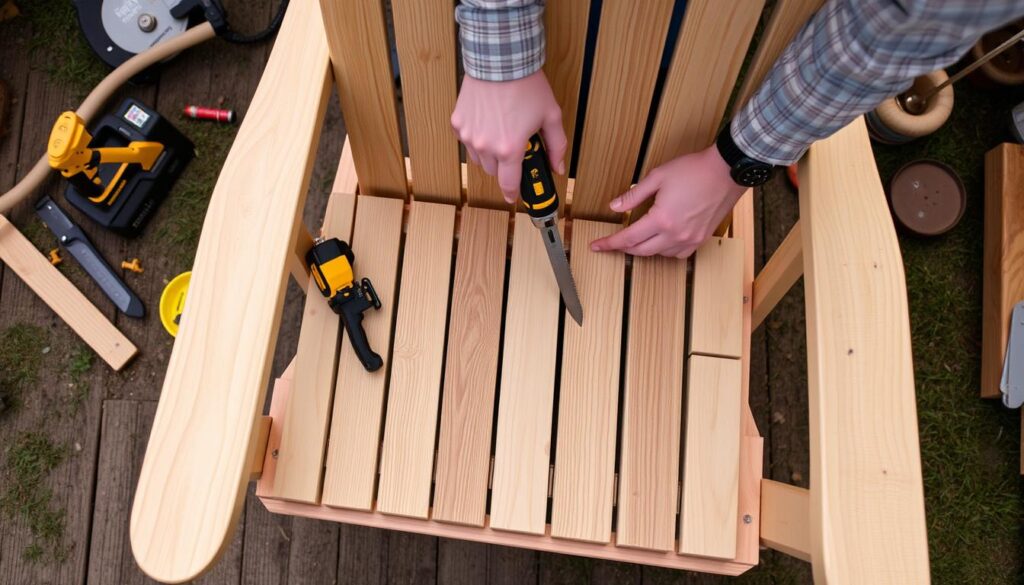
[465,159,507,210]
[550,220,625,543]
[799,118,929,583]
[0,215,136,370]
[732,0,823,112]
[982,144,1024,398]
[640,0,763,176]
[319,0,407,198]
[321,195,404,510]
[332,138,358,195]
[543,0,590,201]
[760,480,811,562]
[690,236,744,359]
[377,201,457,518]
[752,220,803,330]
[433,207,510,526]
[129,2,331,581]
[265,191,356,503]
[679,356,742,559]
[392,0,461,204]
[616,255,687,551]
[571,0,674,221]
[490,213,562,535]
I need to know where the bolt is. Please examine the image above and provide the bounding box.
[272,449,279,459]
[743,514,753,524]
[138,13,157,32]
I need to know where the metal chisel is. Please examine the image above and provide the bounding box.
[520,133,583,325]
[35,196,145,318]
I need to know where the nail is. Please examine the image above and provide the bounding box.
[610,199,622,211]
[557,161,566,174]
[591,243,600,251]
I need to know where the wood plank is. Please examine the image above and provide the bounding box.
[752,220,803,330]
[0,215,136,370]
[570,0,675,221]
[550,220,625,543]
[799,118,929,582]
[679,355,742,559]
[543,0,591,200]
[760,480,811,562]
[377,201,457,518]
[332,138,359,194]
[640,0,763,176]
[265,191,357,503]
[392,0,461,204]
[321,195,405,510]
[319,0,407,198]
[983,144,1024,398]
[616,255,687,551]
[130,2,332,580]
[490,213,562,535]
[690,236,744,359]
[433,207,510,526]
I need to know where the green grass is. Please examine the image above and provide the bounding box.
[0,324,48,414]
[0,432,70,564]
[62,343,94,416]
[872,81,1024,583]
[13,0,108,96]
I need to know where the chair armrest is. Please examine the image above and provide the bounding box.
[798,118,930,583]
[129,1,332,582]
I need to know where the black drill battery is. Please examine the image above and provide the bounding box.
[64,98,194,237]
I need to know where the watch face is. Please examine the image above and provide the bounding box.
[733,159,773,187]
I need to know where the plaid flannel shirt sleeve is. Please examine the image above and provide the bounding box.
[456,0,546,81]
[733,0,1024,166]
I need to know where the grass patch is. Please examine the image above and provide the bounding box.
[62,343,94,416]
[14,0,107,96]
[0,432,70,564]
[156,119,239,270]
[0,324,48,414]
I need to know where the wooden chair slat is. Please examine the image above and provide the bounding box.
[392,0,461,204]
[490,214,561,535]
[679,355,742,559]
[432,207,510,526]
[690,237,744,359]
[617,255,687,551]
[465,160,508,210]
[550,220,625,544]
[322,195,404,510]
[570,0,675,222]
[543,0,591,201]
[266,191,356,503]
[320,0,407,198]
[639,0,763,177]
[377,201,457,518]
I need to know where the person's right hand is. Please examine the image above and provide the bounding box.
[451,70,567,203]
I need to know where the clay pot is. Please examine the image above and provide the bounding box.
[970,23,1024,86]
[888,160,966,236]
[867,70,954,144]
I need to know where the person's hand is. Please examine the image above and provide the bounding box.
[590,144,747,258]
[451,71,567,203]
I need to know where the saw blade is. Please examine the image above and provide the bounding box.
[535,217,583,325]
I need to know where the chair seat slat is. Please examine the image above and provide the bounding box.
[690,237,744,359]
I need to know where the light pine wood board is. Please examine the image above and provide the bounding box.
[129,1,331,581]
[321,195,405,510]
[760,479,811,562]
[639,0,763,177]
[0,215,136,370]
[377,201,457,518]
[679,355,742,559]
[732,0,823,112]
[543,0,590,201]
[570,0,675,222]
[432,207,510,526]
[982,144,1024,398]
[331,138,358,195]
[799,118,929,582]
[752,220,803,330]
[490,213,562,535]
[690,236,744,359]
[392,0,461,205]
[264,191,356,503]
[465,159,507,210]
[616,255,687,552]
[550,220,625,543]
[319,0,407,198]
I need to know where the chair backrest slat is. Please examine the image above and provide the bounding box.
[393,0,462,205]
[320,0,407,198]
[570,0,676,222]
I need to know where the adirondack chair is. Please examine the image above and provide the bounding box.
[129,0,931,582]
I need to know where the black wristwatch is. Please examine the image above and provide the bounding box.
[716,122,775,187]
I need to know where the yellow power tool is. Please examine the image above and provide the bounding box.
[307,237,383,372]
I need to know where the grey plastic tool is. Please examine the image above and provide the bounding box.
[1000,301,1024,408]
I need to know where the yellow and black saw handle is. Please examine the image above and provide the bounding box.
[520,133,558,219]
[330,279,383,372]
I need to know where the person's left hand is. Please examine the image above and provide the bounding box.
[589,144,747,258]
